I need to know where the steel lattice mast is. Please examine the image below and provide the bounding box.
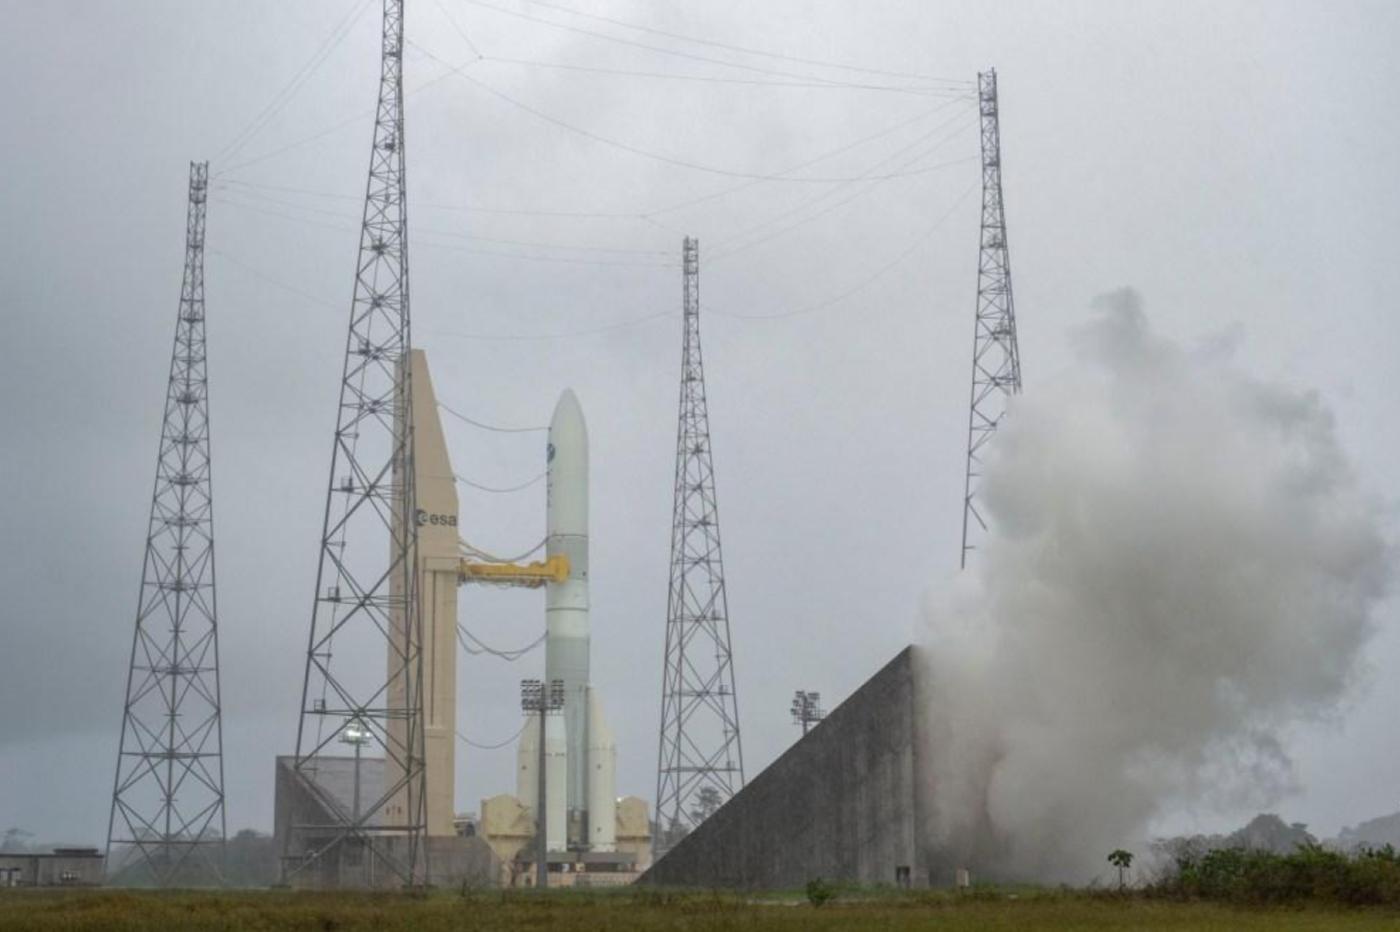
[655,237,744,858]
[108,161,227,886]
[960,68,1022,569]
[283,0,427,887]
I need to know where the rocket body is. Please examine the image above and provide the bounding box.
[531,389,619,852]
[545,390,591,817]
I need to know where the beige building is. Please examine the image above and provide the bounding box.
[477,793,653,887]
[386,350,462,837]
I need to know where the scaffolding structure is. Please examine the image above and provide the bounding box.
[960,68,1023,568]
[655,237,745,859]
[108,161,227,886]
[282,0,427,887]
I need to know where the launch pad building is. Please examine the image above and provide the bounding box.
[277,353,646,887]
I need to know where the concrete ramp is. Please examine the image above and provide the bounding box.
[640,646,929,889]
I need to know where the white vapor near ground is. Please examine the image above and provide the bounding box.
[920,290,1394,883]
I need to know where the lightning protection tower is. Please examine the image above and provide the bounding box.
[655,237,744,859]
[283,0,427,887]
[108,161,227,886]
[960,68,1022,569]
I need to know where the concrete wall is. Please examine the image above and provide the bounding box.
[640,646,928,890]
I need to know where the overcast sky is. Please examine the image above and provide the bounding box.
[1,0,1397,846]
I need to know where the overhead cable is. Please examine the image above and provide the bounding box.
[206,248,341,311]
[460,537,547,564]
[218,177,641,221]
[458,626,547,660]
[455,471,546,493]
[456,721,530,749]
[210,192,674,268]
[217,93,968,220]
[642,95,972,217]
[707,103,976,257]
[421,310,675,343]
[480,55,969,97]
[456,0,961,92]
[422,182,975,337]
[509,0,973,86]
[434,0,485,59]
[414,43,981,183]
[709,118,979,261]
[213,182,668,255]
[215,65,466,176]
[712,179,979,321]
[216,92,971,219]
[437,401,546,433]
[213,0,376,166]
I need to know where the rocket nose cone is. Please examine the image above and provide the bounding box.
[551,389,583,427]
[549,389,588,446]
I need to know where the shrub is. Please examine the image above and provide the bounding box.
[805,877,835,908]
[1156,843,1400,906]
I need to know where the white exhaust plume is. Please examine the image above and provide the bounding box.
[921,290,1393,882]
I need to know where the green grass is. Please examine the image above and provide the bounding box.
[2,889,1399,931]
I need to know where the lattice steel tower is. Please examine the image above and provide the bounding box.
[960,68,1022,569]
[108,161,227,886]
[283,0,426,887]
[655,237,744,858]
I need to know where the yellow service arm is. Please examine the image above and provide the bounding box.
[458,554,569,588]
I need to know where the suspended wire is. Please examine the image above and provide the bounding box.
[713,153,975,260]
[217,177,641,220]
[437,401,546,433]
[421,310,675,343]
[215,107,374,178]
[213,181,668,255]
[413,236,674,267]
[206,248,341,310]
[455,0,962,93]
[709,115,979,261]
[214,64,466,177]
[707,102,976,254]
[434,0,485,60]
[417,180,977,339]
[217,95,966,223]
[641,95,973,218]
[413,42,977,183]
[213,0,376,166]
[481,56,969,95]
[457,720,531,749]
[209,191,674,268]
[213,242,660,345]
[712,178,980,321]
[460,537,547,563]
[505,0,973,87]
[455,471,546,493]
[457,625,547,660]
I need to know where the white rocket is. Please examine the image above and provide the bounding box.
[520,389,617,852]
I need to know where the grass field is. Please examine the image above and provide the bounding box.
[2,889,1399,931]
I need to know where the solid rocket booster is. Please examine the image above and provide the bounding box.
[545,390,591,815]
[586,687,617,852]
[544,713,568,853]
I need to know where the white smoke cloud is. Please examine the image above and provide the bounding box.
[920,290,1393,883]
